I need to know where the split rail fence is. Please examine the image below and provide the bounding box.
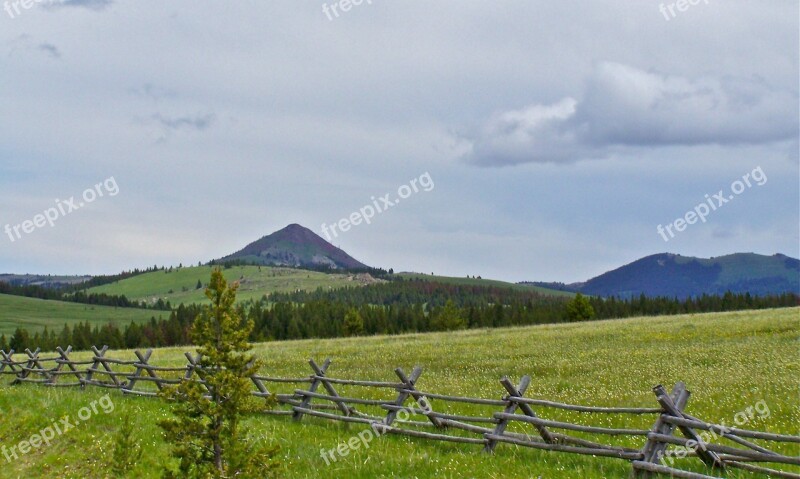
[1,346,798,478]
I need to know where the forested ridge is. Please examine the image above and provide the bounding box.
[2,276,796,352]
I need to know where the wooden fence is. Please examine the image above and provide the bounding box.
[1,346,798,478]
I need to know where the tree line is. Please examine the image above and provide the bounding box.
[2,288,796,352]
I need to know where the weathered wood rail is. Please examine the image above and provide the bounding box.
[1,346,798,478]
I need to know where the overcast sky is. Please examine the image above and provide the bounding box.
[0,0,797,282]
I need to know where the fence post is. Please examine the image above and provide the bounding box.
[11,348,41,385]
[632,382,689,478]
[248,361,273,406]
[484,375,532,452]
[123,349,154,394]
[0,349,16,377]
[307,358,352,416]
[503,376,556,444]
[653,385,725,470]
[384,366,439,427]
[293,358,332,422]
[49,346,79,386]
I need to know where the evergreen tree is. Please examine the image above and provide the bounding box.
[111,413,143,476]
[565,293,595,322]
[343,308,364,336]
[159,269,279,478]
[431,300,467,331]
[9,328,30,351]
[58,324,72,348]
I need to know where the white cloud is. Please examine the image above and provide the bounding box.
[462,98,580,166]
[461,62,799,166]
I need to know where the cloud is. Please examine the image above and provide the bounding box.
[461,98,582,166]
[6,36,60,60]
[461,62,799,167]
[37,43,60,59]
[130,83,178,103]
[140,112,215,143]
[150,113,215,132]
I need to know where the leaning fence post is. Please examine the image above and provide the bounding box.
[503,376,556,444]
[12,347,41,385]
[632,382,689,479]
[0,349,16,377]
[308,358,352,416]
[484,375,532,452]
[292,358,332,422]
[48,346,77,386]
[384,366,435,427]
[122,349,154,394]
[653,385,725,471]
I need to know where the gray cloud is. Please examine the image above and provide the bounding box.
[37,42,60,59]
[6,36,60,60]
[461,62,799,167]
[150,113,215,131]
[131,83,178,103]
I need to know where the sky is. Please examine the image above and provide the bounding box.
[0,0,798,283]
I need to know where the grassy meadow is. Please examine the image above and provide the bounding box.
[86,266,571,307]
[0,294,163,336]
[0,308,797,478]
[86,265,372,305]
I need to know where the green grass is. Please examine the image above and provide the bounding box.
[0,294,163,336]
[86,266,572,308]
[86,265,365,305]
[0,308,797,478]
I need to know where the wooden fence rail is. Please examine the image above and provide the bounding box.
[1,347,798,478]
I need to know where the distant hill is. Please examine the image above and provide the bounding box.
[0,274,91,289]
[525,253,799,299]
[216,224,368,270]
[0,293,158,336]
[87,265,375,305]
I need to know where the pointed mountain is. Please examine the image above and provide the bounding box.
[216,224,369,270]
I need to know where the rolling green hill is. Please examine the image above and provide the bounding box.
[86,266,573,307]
[0,294,161,336]
[86,265,370,305]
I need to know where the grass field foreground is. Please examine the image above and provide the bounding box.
[0,308,797,478]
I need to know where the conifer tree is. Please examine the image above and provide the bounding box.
[159,269,279,478]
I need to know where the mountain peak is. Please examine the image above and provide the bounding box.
[216,224,368,270]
